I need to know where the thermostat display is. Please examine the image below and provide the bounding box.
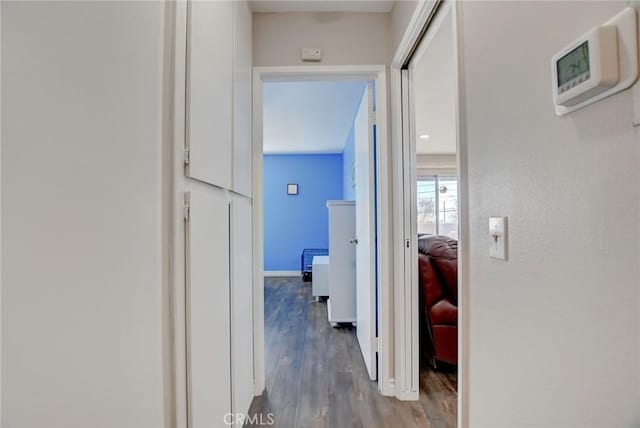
[556,41,590,92]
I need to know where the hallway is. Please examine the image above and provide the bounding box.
[246,277,456,428]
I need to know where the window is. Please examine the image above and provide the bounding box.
[417,175,458,239]
[417,177,437,234]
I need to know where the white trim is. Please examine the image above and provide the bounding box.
[373,68,393,396]
[407,62,420,397]
[390,66,407,401]
[392,0,441,68]
[385,378,396,397]
[0,2,3,424]
[452,2,469,426]
[252,69,266,396]
[170,1,189,427]
[263,271,300,277]
[252,65,394,398]
[390,0,469,425]
[327,199,356,206]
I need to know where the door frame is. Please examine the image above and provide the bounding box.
[251,65,394,397]
[390,1,469,427]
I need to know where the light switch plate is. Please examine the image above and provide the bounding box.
[489,217,508,260]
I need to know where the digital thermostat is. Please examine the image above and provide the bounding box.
[552,7,638,116]
[552,26,619,107]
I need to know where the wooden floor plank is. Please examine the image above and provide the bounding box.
[294,298,329,428]
[264,281,309,427]
[247,276,457,428]
[418,366,457,428]
[328,370,362,428]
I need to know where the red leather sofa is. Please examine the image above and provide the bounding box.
[418,234,458,367]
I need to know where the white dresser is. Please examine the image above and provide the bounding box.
[326,200,356,326]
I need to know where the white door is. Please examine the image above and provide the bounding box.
[354,84,377,381]
[186,0,233,188]
[232,0,252,197]
[185,190,231,427]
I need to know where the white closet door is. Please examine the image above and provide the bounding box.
[186,0,233,188]
[186,190,231,428]
[230,197,254,423]
[232,0,252,197]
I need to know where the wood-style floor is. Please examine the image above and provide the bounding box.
[246,276,457,428]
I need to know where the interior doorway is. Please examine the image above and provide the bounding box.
[251,66,394,404]
[395,0,465,426]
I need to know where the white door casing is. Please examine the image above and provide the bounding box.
[355,84,378,381]
[252,65,391,398]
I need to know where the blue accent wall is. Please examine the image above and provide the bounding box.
[264,154,344,271]
[342,124,356,201]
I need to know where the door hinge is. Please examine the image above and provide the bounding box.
[375,337,381,353]
[183,192,191,221]
[406,238,410,248]
[184,148,190,166]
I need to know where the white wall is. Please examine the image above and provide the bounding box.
[2,2,169,427]
[459,1,640,426]
[389,0,418,58]
[253,12,391,66]
[411,5,457,155]
[416,154,456,176]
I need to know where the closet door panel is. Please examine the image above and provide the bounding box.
[186,0,233,188]
[186,189,231,428]
[232,0,252,196]
[230,197,254,420]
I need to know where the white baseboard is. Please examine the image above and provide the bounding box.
[380,378,396,397]
[396,388,419,401]
[264,270,300,277]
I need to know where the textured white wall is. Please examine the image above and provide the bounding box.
[253,12,391,66]
[389,0,418,58]
[416,154,456,176]
[1,2,168,427]
[459,1,640,426]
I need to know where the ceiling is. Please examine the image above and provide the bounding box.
[263,80,367,154]
[412,7,457,155]
[250,0,394,13]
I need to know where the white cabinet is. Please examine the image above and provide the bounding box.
[327,201,357,325]
[186,0,252,195]
[186,0,233,188]
[232,0,253,197]
[183,1,254,426]
[186,191,255,428]
[186,190,231,427]
[230,197,254,423]
[312,256,330,299]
